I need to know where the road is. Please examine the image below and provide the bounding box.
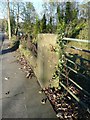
[0,31,4,118]
[0,34,57,119]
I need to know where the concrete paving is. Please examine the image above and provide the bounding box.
[1,39,57,118]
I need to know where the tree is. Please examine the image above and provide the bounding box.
[15,3,19,35]
[10,15,16,36]
[47,16,53,33]
[57,5,61,23]
[65,2,72,24]
[40,14,47,33]
[33,16,40,37]
[11,2,25,35]
[65,2,78,24]
[79,2,89,19]
[7,0,11,40]
[21,2,37,34]
[41,1,56,33]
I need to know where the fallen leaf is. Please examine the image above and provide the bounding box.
[5,77,9,81]
[41,98,47,105]
[5,91,10,95]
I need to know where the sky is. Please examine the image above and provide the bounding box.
[0,0,90,19]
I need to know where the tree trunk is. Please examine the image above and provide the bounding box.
[16,3,19,36]
[7,0,11,40]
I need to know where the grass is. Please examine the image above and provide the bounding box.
[10,35,17,47]
[65,41,90,60]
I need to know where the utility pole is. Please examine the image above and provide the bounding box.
[7,0,11,40]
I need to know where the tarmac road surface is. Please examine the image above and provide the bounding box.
[0,38,57,119]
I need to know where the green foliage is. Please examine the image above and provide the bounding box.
[21,2,37,34]
[65,2,72,24]
[33,16,40,37]
[54,1,84,83]
[57,5,61,23]
[57,20,66,46]
[77,21,88,40]
[56,2,80,38]
[22,21,33,35]
[65,2,78,24]
[47,17,53,33]
[65,19,85,38]
[0,19,7,32]
[10,35,17,46]
[72,20,85,38]
[24,2,36,22]
[10,15,16,35]
[41,1,56,33]
[52,19,66,81]
[40,14,47,33]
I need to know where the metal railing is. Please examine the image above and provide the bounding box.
[59,38,90,113]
